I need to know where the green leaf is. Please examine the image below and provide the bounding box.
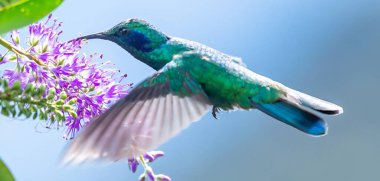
[1,107,9,116]
[0,159,15,181]
[0,0,64,34]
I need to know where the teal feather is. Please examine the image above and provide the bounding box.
[255,99,327,136]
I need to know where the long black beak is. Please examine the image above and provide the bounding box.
[78,32,109,40]
[67,32,110,43]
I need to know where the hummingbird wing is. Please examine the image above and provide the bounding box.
[63,60,211,164]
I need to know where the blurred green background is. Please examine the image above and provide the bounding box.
[0,0,379,180]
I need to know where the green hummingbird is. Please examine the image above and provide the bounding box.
[63,19,343,164]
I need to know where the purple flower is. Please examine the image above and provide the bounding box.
[141,166,171,181]
[3,70,30,88]
[146,167,156,181]
[29,23,47,46]
[1,15,170,181]
[144,151,164,163]
[1,15,131,138]
[0,53,9,65]
[134,151,171,181]
[129,158,139,173]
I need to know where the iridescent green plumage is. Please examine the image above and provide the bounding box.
[63,19,343,164]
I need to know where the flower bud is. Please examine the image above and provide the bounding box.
[59,91,67,100]
[11,31,20,45]
[146,166,156,181]
[67,98,77,105]
[138,174,146,181]
[36,85,46,96]
[155,174,171,181]
[47,88,56,100]
[2,79,8,88]
[24,84,34,94]
[69,110,77,118]
[1,107,9,117]
[144,151,164,163]
[55,99,65,105]
[30,37,39,47]
[63,105,72,111]
[128,158,139,173]
[54,110,64,119]
[11,81,21,91]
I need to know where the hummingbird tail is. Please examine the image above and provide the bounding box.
[255,99,327,136]
[287,88,343,115]
[253,88,343,136]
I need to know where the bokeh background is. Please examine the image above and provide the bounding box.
[1,0,379,180]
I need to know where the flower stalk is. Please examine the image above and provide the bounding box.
[0,36,47,66]
[0,16,130,137]
[131,152,171,181]
[0,79,76,121]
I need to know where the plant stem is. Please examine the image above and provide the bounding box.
[139,155,148,169]
[0,93,49,108]
[0,36,47,66]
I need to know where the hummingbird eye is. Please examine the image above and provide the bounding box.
[118,28,129,35]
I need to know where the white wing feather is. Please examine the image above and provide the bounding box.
[63,62,211,164]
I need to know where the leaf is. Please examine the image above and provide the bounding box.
[0,159,15,181]
[0,0,64,34]
[1,107,10,116]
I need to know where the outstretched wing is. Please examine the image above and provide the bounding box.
[63,58,211,164]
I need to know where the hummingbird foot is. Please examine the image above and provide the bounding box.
[212,106,221,119]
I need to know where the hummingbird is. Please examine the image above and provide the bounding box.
[63,19,343,164]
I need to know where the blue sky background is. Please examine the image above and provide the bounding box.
[1,0,380,180]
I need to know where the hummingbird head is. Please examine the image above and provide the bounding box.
[79,19,170,53]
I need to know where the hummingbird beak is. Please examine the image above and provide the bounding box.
[77,32,109,40]
[67,32,111,44]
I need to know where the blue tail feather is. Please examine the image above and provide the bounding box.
[255,99,327,136]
